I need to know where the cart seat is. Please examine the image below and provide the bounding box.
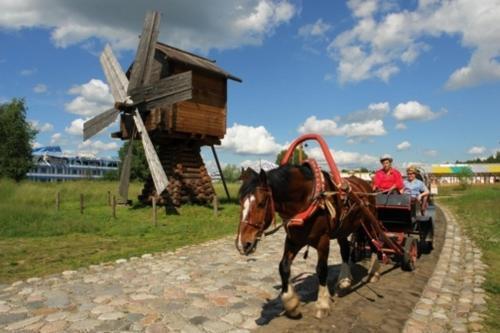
[375,193,413,225]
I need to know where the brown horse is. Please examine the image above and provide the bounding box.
[235,165,380,319]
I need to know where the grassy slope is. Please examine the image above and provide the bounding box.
[437,184,500,332]
[0,179,241,283]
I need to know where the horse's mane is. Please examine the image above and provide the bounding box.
[239,164,314,201]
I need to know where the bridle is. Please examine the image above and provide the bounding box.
[235,186,276,254]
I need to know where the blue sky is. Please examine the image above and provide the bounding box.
[1,0,499,170]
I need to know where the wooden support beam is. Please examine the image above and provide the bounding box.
[211,145,230,200]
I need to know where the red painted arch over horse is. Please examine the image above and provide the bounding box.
[235,134,383,319]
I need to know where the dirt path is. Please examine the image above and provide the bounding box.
[256,206,445,333]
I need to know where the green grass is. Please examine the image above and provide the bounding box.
[0,178,241,283]
[437,184,500,332]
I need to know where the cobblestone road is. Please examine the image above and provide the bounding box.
[0,204,483,332]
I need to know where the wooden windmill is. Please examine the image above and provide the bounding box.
[83,11,240,207]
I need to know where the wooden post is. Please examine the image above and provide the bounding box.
[112,195,116,219]
[56,191,60,211]
[213,195,219,217]
[152,196,158,227]
[80,194,84,214]
[107,191,111,206]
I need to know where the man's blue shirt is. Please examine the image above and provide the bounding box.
[404,179,428,198]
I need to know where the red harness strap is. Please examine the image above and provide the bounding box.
[286,159,326,227]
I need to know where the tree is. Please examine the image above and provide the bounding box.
[118,140,149,181]
[0,98,37,181]
[221,164,240,182]
[275,147,308,165]
[456,167,474,190]
[457,151,500,164]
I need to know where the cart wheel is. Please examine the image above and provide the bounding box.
[420,217,434,254]
[402,236,418,271]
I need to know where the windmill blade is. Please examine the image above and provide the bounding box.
[100,44,129,102]
[132,109,168,195]
[118,133,134,201]
[129,71,193,110]
[83,107,120,141]
[128,11,161,94]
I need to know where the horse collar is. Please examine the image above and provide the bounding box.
[285,159,327,228]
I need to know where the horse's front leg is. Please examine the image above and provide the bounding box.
[279,238,301,318]
[337,236,353,291]
[367,235,382,283]
[314,235,331,319]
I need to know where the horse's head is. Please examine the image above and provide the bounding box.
[236,168,275,255]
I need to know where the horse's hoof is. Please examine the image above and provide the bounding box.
[369,272,380,283]
[281,289,300,318]
[314,308,330,319]
[285,308,302,319]
[338,278,352,290]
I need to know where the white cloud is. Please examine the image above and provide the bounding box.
[0,0,296,52]
[343,101,390,122]
[20,68,37,76]
[221,123,283,155]
[65,79,114,116]
[396,140,411,151]
[30,120,54,133]
[33,83,47,93]
[50,133,62,144]
[393,101,445,121]
[328,0,500,89]
[306,146,378,168]
[298,116,386,138]
[65,118,85,136]
[395,123,407,130]
[324,73,334,81]
[424,149,438,157]
[31,141,42,149]
[339,120,387,137]
[78,139,119,155]
[298,19,331,39]
[468,146,486,155]
[298,116,339,136]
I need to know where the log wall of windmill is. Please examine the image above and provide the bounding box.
[138,141,215,206]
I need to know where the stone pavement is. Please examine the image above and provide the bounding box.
[403,206,488,333]
[0,228,340,332]
[0,204,488,332]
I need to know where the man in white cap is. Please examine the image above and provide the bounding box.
[372,154,404,193]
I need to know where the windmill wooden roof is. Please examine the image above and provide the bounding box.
[156,42,242,83]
